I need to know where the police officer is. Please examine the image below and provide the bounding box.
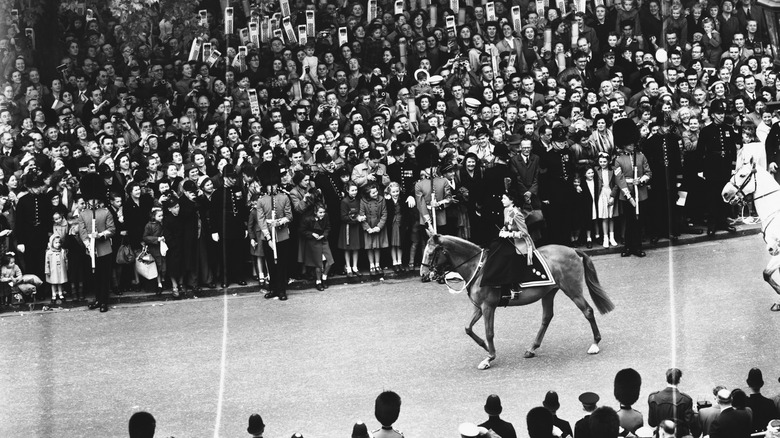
[15,172,52,282]
[539,127,577,246]
[643,121,683,242]
[697,100,737,235]
[210,164,249,287]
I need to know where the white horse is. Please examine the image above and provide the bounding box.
[722,159,780,311]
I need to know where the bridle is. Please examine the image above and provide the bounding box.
[422,244,485,292]
[728,163,757,203]
[729,162,780,203]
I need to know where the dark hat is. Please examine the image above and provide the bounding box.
[507,134,523,146]
[493,143,510,161]
[542,391,560,410]
[222,163,237,178]
[612,118,640,147]
[526,406,554,438]
[182,179,198,193]
[389,141,406,156]
[98,163,113,178]
[315,148,333,164]
[257,161,281,186]
[571,129,590,143]
[184,162,198,175]
[133,169,149,184]
[246,414,265,434]
[484,394,503,415]
[579,392,600,409]
[709,100,727,114]
[79,172,106,201]
[746,368,764,388]
[620,19,635,28]
[375,390,401,427]
[351,421,370,438]
[440,161,457,174]
[603,48,616,58]
[163,196,179,209]
[614,368,642,406]
[551,126,568,143]
[22,171,46,189]
[416,142,440,169]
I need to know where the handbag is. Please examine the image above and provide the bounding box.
[116,241,136,265]
[135,245,158,280]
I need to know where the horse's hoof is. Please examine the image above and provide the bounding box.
[523,350,536,358]
[587,344,600,355]
[770,303,780,312]
[477,358,492,370]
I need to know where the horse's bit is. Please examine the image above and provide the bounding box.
[729,164,757,203]
[423,245,485,291]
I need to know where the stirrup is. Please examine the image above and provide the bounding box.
[510,288,522,300]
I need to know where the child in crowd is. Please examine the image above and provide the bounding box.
[162,198,184,296]
[248,192,268,287]
[0,252,42,307]
[45,234,68,304]
[142,207,166,294]
[360,183,388,277]
[595,153,619,248]
[385,182,404,272]
[339,181,364,277]
[302,204,334,290]
[577,167,598,248]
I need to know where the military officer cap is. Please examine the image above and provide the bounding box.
[464,97,481,109]
[507,134,523,146]
[458,422,480,437]
[578,391,600,409]
[603,48,616,58]
[428,75,444,86]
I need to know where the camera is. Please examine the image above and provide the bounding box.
[696,400,712,410]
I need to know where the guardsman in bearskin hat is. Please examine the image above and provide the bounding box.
[15,171,52,282]
[373,390,404,438]
[211,164,249,288]
[613,118,651,257]
[78,172,116,312]
[414,142,453,242]
[257,161,293,301]
[697,100,738,236]
[614,368,643,434]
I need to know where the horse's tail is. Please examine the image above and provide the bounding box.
[575,249,615,315]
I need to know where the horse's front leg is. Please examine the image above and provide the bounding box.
[524,291,556,358]
[465,305,488,351]
[762,256,780,311]
[477,304,497,370]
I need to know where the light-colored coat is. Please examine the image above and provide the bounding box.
[77,207,116,258]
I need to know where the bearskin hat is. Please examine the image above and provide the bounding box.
[79,172,106,202]
[374,391,401,427]
[257,161,281,187]
[613,118,640,148]
[415,141,439,170]
[614,368,642,406]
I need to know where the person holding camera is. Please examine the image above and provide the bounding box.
[612,118,651,258]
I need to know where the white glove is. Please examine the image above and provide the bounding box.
[406,196,416,208]
[17,244,25,253]
[211,233,219,242]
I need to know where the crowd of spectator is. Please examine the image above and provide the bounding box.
[1,0,780,307]
[124,367,780,437]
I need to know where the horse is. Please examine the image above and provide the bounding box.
[722,159,780,311]
[420,234,615,369]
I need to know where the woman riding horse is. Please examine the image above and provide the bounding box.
[480,186,534,296]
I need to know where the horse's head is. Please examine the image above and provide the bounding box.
[420,234,446,280]
[723,159,757,205]
[767,240,780,257]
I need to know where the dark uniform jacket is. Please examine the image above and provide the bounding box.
[697,122,738,180]
[211,185,248,240]
[643,133,683,191]
[479,416,517,438]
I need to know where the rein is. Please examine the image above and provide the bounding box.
[423,245,485,292]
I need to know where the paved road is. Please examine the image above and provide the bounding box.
[2,236,780,438]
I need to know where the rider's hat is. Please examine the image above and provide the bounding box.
[578,392,599,409]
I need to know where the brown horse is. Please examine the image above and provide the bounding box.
[420,234,615,369]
